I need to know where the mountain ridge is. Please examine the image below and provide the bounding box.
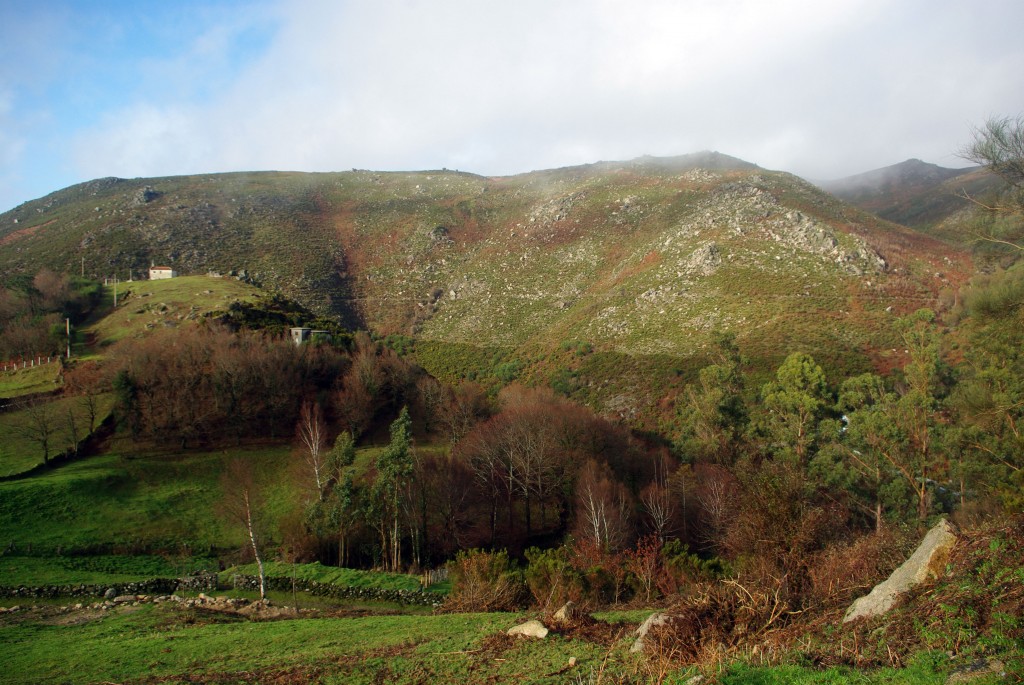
[819,158,998,232]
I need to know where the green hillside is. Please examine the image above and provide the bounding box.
[85,274,266,348]
[0,154,970,373]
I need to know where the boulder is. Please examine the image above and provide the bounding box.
[843,519,958,623]
[945,658,1007,684]
[631,612,672,653]
[507,619,549,639]
[552,601,586,625]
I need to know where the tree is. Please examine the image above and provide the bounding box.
[959,114,1024,250]
[894,309,944,521]
[815,373,905,532]
[371,407,414,571]
[296,400,329,497]
[574,459,632,553]
[16,401,58,465]
[457,416,511,547]
[65,406,80,457]
[303,430,359,565]
[819,311,946,524]
[962,115,1024,196]
[640,454,677,542]
[441,381,491,445]
[675,333,748,464]
[220,458,268,600]
[949,284,1024,511]
[757,352,829,465]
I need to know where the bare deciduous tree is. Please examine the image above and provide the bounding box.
[641,455,677,542]
[220,458,267,600]
[296,400,328,497]
[16,400,58,465]
[575,459,631,552]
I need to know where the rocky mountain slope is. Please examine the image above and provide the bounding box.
[0,153,970,380]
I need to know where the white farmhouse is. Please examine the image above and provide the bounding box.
[149,266,177,280]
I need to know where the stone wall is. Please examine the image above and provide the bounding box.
[0,571,217,599]
[228,574,445,607]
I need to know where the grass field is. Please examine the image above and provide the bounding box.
[0,363,62,399]
[0,554,216,586]
[0,446,295,553]
[0,393,114,477]
[87,274,264,348]
[0,602,967,685]
[221,561,432,593]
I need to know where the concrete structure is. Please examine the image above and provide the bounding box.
[290,327,332,345]
[149,266,177,279]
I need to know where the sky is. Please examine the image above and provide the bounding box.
[2,0,1023,213]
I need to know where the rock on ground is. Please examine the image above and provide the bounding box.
[507,619,549,639]
[552,601,587,625]
[843,518,958,623]
[631,612,671,653]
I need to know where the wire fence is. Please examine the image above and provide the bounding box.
[1,355,63,373]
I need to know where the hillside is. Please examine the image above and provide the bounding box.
[0,153,971,387]
[820,158,998,235]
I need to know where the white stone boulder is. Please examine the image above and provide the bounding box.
[507,619,549,639]
[843,519,958,623]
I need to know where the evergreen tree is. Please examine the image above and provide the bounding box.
[372,407,414,571]
[757,352,829,466]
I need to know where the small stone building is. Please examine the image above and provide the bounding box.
[290,327,332,345]
[149,266,177,280]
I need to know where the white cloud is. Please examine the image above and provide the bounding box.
[62,0,1024,185]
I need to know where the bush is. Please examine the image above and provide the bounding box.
[443,549,526,612]
[524,546,588,612]
[656,540,730,598]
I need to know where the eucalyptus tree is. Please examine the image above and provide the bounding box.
[371,407,414,571]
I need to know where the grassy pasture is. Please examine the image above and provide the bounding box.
[0,602,966,685]
[221,561,427,593]
[86,274,263,348]
[0,393,114,477]
[0,446,295,553]
[0,363,62,399]
[0,554,216,587]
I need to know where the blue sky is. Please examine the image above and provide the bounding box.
[2,0,1024,213]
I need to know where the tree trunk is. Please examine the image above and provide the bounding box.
[244,490,266,601]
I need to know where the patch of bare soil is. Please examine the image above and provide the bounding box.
[0,219,53,246]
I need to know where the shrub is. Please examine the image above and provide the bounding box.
[443,549,526,612]
[656,539,730,598]
[524,546,587,612]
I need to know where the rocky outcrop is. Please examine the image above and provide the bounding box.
[843,519,958,623]
[131,186,160,206]
[945,658,1007,685]
[687,242,721,275]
